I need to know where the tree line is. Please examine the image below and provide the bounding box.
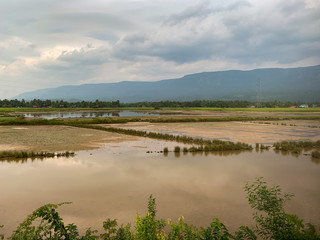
[0,99,318,108]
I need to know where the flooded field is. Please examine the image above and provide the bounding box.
[21,109,320,120]
[101,120,320,145]
[1,117,320,237]
[23,110,165,119]
[0,148,319,237]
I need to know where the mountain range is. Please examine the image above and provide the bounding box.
[14,65,320,102]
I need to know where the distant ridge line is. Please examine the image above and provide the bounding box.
[13,65,320,102]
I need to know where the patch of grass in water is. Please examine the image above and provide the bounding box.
[0,151,75,159]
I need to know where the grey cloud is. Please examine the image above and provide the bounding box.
[57,46,109,66]
[87,32,119,43]
[0,37,38,64]
[165,0,251,26]
[44,12,132,33]
[278,0,306,15]
[35,45,110,74]
[112,0,320,65]
[164,2,212,25]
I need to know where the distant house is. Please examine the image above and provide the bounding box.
[246,105,255,108]
[290,106,297,108]
[299,104,309,108]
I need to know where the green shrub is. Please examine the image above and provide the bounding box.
[244,177,320,240]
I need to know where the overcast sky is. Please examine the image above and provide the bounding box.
[0,0,319,99]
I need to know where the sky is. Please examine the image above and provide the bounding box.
[0,0,319,99]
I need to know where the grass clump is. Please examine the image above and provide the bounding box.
[311,151,320,159]
[273,141,320,153]
[174,146,180,153]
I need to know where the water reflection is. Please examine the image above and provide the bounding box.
[0,157,44,164]
[311,157,320,164]
[0,155,72,164]
[23,111,174,119]
[0,150,319,237]
[1,148,318,164]
[2,115,320,237]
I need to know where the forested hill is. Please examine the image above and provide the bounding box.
[14,65,320,102]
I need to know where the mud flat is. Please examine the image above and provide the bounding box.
[0,125,191,153]
[0,125,141,152]
[1,118,320,152]
[101,120,320,145]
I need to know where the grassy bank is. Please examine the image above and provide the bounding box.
[149,115,320,123]
[1,115,320,126]
[0,117,16,121]
[161,107,320,112]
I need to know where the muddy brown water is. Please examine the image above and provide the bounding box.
[0,149,319,237]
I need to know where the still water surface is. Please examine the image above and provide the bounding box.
[24,111,162,119]
[0,149,319,236]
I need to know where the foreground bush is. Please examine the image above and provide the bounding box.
[1,178,319,239]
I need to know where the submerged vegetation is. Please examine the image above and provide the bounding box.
[1,178,319,240]
[273,141,320,154]
[165,141,252,153]
[75,125,253,151]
